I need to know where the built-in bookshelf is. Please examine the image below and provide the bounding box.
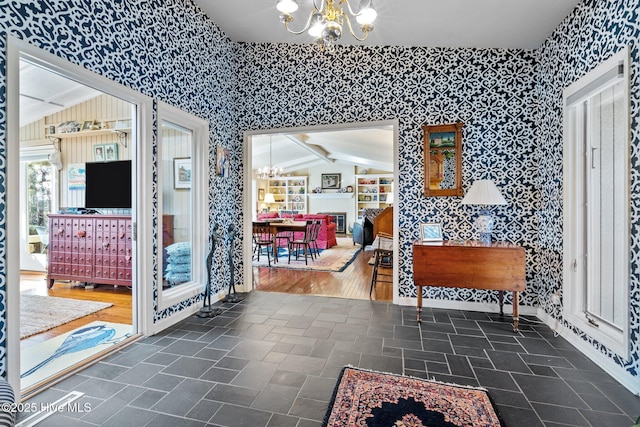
[267,176,307,213]
[355,174,393,216]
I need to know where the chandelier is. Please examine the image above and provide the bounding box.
[276,0,378,49]
[258,137,283,180]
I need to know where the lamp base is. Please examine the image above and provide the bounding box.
[475,209,494,245]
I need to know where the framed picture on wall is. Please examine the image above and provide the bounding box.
[422,122,463,197]
[94,145,105,161]
[104,143,118,161]
[216,146,231,177]
[258,188,265,201]
[174,157,191,189]
[321,173,341,190]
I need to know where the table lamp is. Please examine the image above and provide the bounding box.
[385,191,394,205]
[461,179,507,244]
[264,193,275,204]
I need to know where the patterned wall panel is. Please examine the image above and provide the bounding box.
[0,0,239,376]
[536,0,640,381]
[235,43,540,306]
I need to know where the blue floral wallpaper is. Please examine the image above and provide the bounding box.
[0,0,637,389]
[0,0,238,376]
[235,43,540,305]
[536,0,640,380]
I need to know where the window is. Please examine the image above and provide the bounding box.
[26,160,53,254]
[157,101,209,309]
[563,47,630,357]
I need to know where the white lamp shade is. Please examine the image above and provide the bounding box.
[461,179,507,206]
[264,193,275,204]
[356,0,377,25]
[276,0,298,14]
[308,12,325,37]
[385,192,394,204]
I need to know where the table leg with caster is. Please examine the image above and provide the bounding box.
[512,291,519,332]
[417,285,423,324]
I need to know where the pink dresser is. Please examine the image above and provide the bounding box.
[47,214,133,288]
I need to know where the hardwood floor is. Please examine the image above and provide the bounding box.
[252,245,393,301]
[20,272,133,349]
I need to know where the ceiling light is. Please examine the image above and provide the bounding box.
[308,12,325,38]
[355,0,377,26]
[276,0,299,14]
[277,0,377,50]
[258,137,283,180]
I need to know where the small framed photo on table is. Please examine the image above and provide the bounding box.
[419,222,443,242]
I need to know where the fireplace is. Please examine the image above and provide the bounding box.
[320,212,347,234]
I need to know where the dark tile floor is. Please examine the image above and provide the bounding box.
[22,291,639,426]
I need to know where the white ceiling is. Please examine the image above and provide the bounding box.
[20,60,101,127]
[252,126,394,174]
[193,0,580,49]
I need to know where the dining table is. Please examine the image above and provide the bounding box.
[269,221,309,263]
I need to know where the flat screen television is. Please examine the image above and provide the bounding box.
[85,160,132,209]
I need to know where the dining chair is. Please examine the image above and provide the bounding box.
[288,220,314,265]
[252,221,274,266]
[308,220,322,259]
[370,232,393,297]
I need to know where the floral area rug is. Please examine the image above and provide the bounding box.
[322,367,505,427]
[253,237,360,272]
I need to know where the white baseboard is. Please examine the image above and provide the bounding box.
[150,290,227,335]
[394,297,538,317]
[536,309,640,396]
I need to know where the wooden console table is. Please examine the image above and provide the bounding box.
[412,240,526,332]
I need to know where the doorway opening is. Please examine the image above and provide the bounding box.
[243,121,399,302]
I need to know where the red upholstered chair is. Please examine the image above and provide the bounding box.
[257,212,280,220]
[281,213,304,221]
[299,214,337,249]
[255,213,337,250]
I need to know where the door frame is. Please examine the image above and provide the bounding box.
[242,120,400,303]
[6,36,154,393]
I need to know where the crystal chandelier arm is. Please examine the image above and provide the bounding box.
[283,7,320,35]
[343,13,370,41]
